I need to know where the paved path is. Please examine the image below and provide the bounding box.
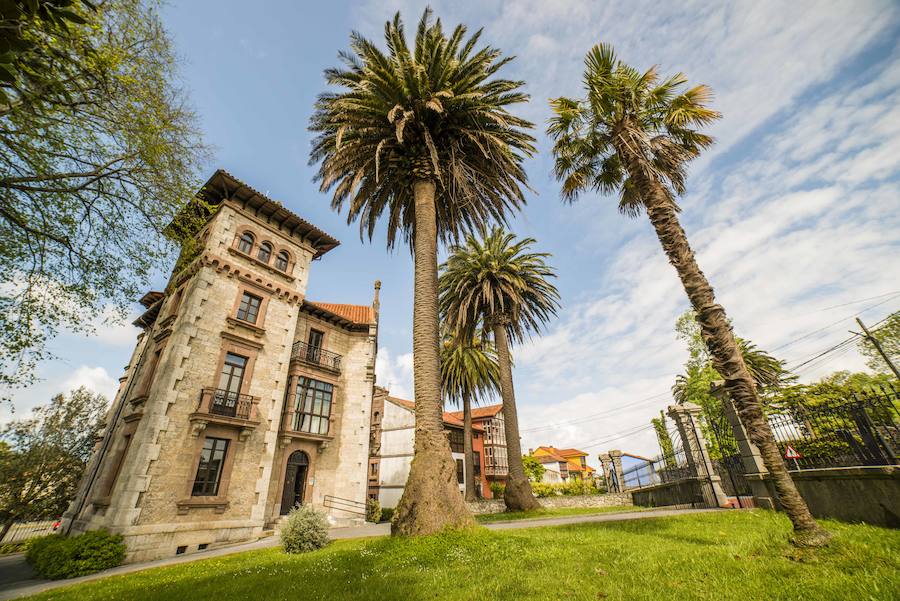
[0,507,723,600]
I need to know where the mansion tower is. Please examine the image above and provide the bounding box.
[64,170,379,562]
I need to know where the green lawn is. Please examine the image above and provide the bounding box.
[474,504,646,523]
[27,511,900,601]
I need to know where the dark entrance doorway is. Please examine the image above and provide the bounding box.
[280,451,309,515]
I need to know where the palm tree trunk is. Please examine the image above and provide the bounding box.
[392,179,474,536]
[643,185,830,547]
[493,322,541,511]
[463,390,476,502]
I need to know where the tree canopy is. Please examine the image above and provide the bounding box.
[858,311,900,376]
[0,0,207,401]
[0,387,107,535]
[308,8,535,251]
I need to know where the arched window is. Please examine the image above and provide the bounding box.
[238,232,254,254]
[257,242,272,263]
[275,250,289,271]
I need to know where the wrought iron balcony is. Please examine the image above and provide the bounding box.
[291,340,342,373]
[196,388,257,421]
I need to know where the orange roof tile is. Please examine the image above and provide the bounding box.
[387,396,484,431]
[307,302,375,325]
[446,404,503,421]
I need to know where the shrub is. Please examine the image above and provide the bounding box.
[489,482,505,499]
[0,542,27,556]
[365,499,381,523]
[26,530,125,580]
[280,505,330,554]
[528,480,602,498]
[380,507,394,523]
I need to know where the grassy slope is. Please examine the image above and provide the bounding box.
[474,505,646,523]
[28,511,900,601]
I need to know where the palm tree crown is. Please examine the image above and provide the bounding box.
[547,43,720,215]
[439,227,560,342]
[440,332,499,407]
[309,9,535,249]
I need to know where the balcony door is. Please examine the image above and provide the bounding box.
[215,353,247,416]
[280,451,309,515]
[306,329,324,363]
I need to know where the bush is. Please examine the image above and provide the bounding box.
[489,482,505,499]
[528,479,603,498]
[26,530,125,580]
[379,507,394,523]
[365,499,381,523]
[0,542,27,556]
[280,505,330,554]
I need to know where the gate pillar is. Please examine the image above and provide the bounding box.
[667,402,729,507]
[710,381,778,509]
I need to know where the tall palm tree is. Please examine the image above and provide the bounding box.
[547,43,829,546]
[440,331,499,501]
[310,9,534,535]
[440,227,560,511]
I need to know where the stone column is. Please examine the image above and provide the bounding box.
[666,403,729,507]
[608,449,624,492]
[598,453,612,492]
[710,381,777,509]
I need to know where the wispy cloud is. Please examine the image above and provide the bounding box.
[355,1,900,458]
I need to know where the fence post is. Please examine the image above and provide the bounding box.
[710,381,778,509]
[598,453,613,492]
[608,450,625,492]
[667,403,730,507]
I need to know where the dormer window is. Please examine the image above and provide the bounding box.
[275,250,289,272]
[238,232,254,254]
[257,242,272,263]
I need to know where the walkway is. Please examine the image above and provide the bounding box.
[0,507,722,600]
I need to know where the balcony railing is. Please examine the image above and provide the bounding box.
[197,388,257,421]
[291,340,342,373]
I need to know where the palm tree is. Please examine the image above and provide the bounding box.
[547,43,829,546]
[310,9,534,535]
[440,331,499,501]
[440,227,560,511]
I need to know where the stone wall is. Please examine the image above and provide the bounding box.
[466,492,633,515]
[775,466,899,528]
[629,478,709,509]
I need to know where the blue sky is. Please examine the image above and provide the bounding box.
[5,1,900,459]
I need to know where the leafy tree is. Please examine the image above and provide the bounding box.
[0,387,107,540]
[0,0,208,402]
[440,331,499,501]
[547,43,829,546]
[858,311,900,376]
[440,227,560,511]
[310,9,534,535]
[522,455,546,483]
[650,411,676,468]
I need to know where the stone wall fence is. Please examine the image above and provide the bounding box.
[467,492,633,515]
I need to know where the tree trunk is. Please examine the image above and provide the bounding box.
[493,322,541,511]
[642,185,830,547]
[463,390,476,502]
[392,179,474,536]
[0,519,14,543]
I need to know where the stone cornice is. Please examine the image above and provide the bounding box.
[201,252,304,304]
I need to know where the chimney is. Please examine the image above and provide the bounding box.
[373,280,381,317]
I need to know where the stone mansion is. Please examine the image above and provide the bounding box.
[63,170,380,562]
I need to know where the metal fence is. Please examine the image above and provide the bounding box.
[620,422,720,508]
[0,520,59,544]
[765,385,899,470]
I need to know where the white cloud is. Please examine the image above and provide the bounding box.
[61,366,119,402]
[349,1,900,460]
[375,346,414,399]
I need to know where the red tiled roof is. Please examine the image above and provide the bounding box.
[446,404,503,421]
[556,448,589,457]
[307,302,375,325]
[387,396,484,431]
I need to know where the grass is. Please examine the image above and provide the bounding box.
[474,504,646,523]
[26,511,900,600]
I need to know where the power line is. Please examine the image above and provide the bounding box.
[771,294,900,353]
[520,390,671,434]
